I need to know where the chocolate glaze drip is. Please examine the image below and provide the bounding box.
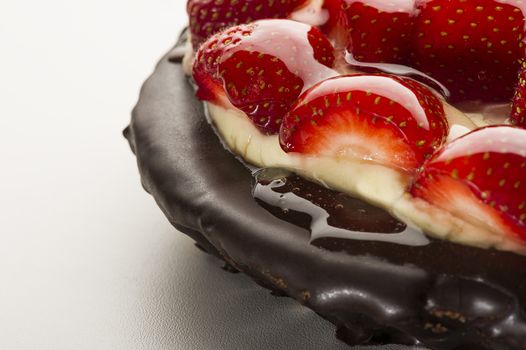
[124,35,526,349]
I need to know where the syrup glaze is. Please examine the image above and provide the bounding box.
[126,40,526,348]
[217,19,337,89]
[253,168,429,245]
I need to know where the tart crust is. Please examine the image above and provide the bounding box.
[125,35,526,349]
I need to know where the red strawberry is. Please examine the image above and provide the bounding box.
[187,0,309,49]
[192,26,243,106]
[323,0,416,64]
[411,0,525,102]
[279,74,449,171]
[321,0,348,50]
[511,60,526,127]
[192,19,337,134]
[411,126,526,243]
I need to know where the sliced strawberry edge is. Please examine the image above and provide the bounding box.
[411,171,526,243]
[279,74,448,172]
[281,101,422,170]
[411,125,526,243]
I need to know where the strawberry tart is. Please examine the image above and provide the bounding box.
[125,1,526,349]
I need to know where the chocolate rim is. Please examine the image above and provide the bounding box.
[124,33,526,349]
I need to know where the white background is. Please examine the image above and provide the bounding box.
[0,1,361,349]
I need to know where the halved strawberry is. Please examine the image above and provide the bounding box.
[279,74,449,171]
[411,126,526,243]
[192,19,337,134]
[511,60,526,127]
[323,0,416,64]
[411,0,525,102]
[187,0,309,49]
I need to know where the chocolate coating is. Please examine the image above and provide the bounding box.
[125,36,526,349]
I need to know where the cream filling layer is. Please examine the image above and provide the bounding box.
[206,102,526,255]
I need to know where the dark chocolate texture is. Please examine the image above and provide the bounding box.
[124,35,526,349]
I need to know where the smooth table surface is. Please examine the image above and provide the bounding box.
[0,1,422,349]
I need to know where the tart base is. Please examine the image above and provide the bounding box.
[125,36,526,349]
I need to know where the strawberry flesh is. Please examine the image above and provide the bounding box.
[192,19,337,134]
[187,0,309,49]
[279,74,448,171]
[411,125,526,243]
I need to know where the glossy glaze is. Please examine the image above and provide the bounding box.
[219,20,336,87]
[253,168,429,245]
